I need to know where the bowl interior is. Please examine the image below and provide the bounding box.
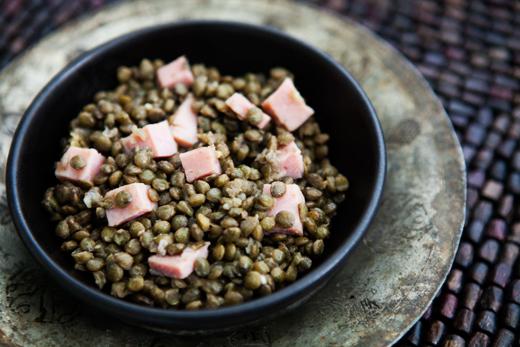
[9,22,384,325]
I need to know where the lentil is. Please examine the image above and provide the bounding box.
[115,190,132,208]
[70,155,86,170]
[275,211,295,228]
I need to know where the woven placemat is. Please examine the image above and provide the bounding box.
[0,0,516,346]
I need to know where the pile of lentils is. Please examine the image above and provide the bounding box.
[42,58,349,310]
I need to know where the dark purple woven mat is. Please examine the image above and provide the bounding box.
[2,0,520,346]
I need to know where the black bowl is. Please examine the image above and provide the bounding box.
[6,21,385,333]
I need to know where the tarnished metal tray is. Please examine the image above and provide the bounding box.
[0,0,465,346]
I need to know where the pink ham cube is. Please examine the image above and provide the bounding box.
[261,78,314,131]
[156,55,194,89]
[105,183,156,226]
[225,93,271,129]
[179,146,222,182]
[273,141,304,179]
[148,242,210,279]
[121,121,177,158]
[55,146,105,186]
[170,94,198,147]
[263,183,305,235]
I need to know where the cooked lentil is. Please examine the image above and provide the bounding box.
[43,59,348,310]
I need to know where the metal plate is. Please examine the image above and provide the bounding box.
[0,0,465,346]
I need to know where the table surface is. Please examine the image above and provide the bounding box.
[0,0,519,346]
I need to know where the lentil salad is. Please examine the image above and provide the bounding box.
[42,55,349,310]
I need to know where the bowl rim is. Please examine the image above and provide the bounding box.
[6,20,385,324]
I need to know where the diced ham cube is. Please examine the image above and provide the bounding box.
[105,183,156,226]
[273,141,304,179]
[121,121,177,158]
[263,183,305,235]
[156,55,194,89]
[170,94,198,147]
[148,242,210,279]
[225,93,271,129]
[179,146,222,183]
[261,78,314,131]
[55,146,105,186]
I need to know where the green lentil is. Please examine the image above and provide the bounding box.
[80,238,95,252]
[272,249,285,263]
[157,160,175,174]
[224,243,237,261]
[129,222,145,237]
[166,243,185,256]
[90,132,112,152]
[212,244,225,261]
[252,261,270,274]
[172,215,188,230]
[224,291,244,305]
[165,289,180,306]
[181,288,200,304]
[275,211,295,228]
[78,112,96,128]
[70,155,86,170]
[174,227,190,243]
[260,216,275,232]
[186,300,203,310]
[55,221,70,239]
[196,213,211,231]
[139,169,155,184]
[285,265,298,282]
[152,178,169,192]
[61,240,78,252]
[113,229,131,246]
[240,216,258,236]
[305,187,323,201]
[127,276,145,292]
[109,171,123,186]
[176,201,193,216]
[153,220,171,234]
[170,172,185,187]
[194,180,211,194]
[277,132,294,146]
[106,262,124,282]
[313,239,325,255]
[297,257,313,271]
[72,251,93,264]
[335,175,349,192]
[156,205,175,220]
[125,239,142,255]
[134,149,152,168]
[190,224,204,241]
[193,76,207,97]
[130,264,147,277]
[214,174,229,187]
[150,286,165,303]
[270,181,286,197]
[194,258,210,277]
[206,188,222,202]
[244,271,262,289]
[238,256,253,273]
[73,230,90,241]
[257,194,274,210]
[188,194,206,207]
[93,271,106,289]
[115,190,132,208]
[271,267,285,282]
[315,226,330,239]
